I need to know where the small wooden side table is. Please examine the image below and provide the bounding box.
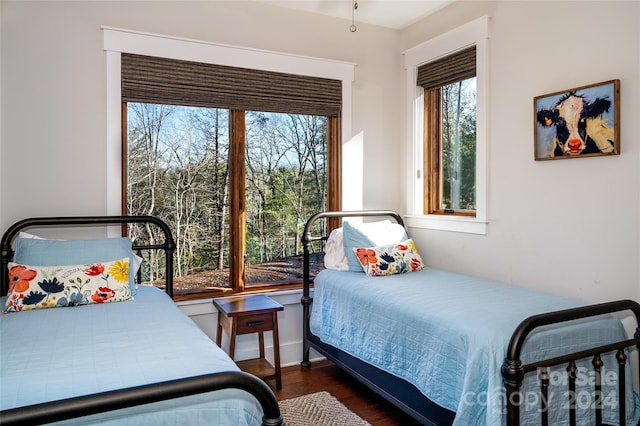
[213,294,284,389]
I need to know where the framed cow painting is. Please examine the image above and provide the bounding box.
[534,79,620,160]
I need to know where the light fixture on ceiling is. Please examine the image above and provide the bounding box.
[350,0,358,32]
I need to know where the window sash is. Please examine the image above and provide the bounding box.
[122,102,340,297]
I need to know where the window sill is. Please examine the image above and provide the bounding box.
[172,282,312,303]
[404,214,488,235]
[173,288,232,302]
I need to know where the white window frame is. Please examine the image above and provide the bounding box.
[403,16,490,235]
[102,27,355,223]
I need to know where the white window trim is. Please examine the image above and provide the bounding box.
[403,16,490,235]
[102,27,355,225]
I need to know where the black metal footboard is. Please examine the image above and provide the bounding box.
[502,300,640,426]
[0,371,284,426]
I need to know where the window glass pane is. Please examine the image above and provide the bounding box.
[440,77,477,211]
[127,103,231,292]
[244,112,328,285]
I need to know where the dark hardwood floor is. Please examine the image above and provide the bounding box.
[272,360,422,426]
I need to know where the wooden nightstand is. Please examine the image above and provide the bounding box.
[213,294,284,390]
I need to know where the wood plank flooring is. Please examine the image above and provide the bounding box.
[272,360,423,426]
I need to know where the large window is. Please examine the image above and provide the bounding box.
[120,53,340,298]
[419,46,476,217]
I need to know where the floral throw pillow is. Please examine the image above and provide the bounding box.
[352,239,425,277]
[4,258,133,313]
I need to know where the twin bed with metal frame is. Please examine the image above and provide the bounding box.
[0,216,283,426]
[301,210,640,426]
[3,212,639,425]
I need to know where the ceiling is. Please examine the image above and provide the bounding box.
[257,0,453,30]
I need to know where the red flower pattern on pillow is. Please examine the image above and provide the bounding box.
[3,258,132,313]
[352,239,424,277]
[91,287,116,303]
[8,265,37,293]
[84,263,105,276]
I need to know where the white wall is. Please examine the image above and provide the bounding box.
[401,1,640,304]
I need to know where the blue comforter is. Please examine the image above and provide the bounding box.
[310,267,638,425]
[1,286,263,425]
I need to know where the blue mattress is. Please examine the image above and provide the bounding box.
[310,267,638,425]
[0,285,263,425]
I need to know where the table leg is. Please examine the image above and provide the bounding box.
[216,312,223,347]
[229,319,237,359]
[258,331,265,359]
[272,312,282,390]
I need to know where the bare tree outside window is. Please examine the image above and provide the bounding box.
[425,76,476,216]
[125,104,327,294]
[245,112,328,285]
[440,77,476,212]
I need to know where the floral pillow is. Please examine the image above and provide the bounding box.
[352,239,425,277]
[4,258,133,313]
[342,220,408,272]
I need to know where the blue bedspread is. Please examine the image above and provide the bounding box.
[310,268,638,425]
[1,285,263,425]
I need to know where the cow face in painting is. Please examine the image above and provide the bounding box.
[536,92,614,157]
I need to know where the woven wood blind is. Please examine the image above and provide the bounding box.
[121,53,342,117]
[416,46,476,90]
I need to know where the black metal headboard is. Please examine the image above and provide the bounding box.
[0,216,176,298]
[300,209,406,290]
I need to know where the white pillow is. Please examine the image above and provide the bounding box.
[323,228,349,271]
[18,231,56,240]
[346,220,408,246]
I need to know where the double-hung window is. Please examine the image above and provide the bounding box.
[120,53,341,298]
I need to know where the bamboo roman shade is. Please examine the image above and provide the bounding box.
[416,46,476,90]
[121,53,342,117]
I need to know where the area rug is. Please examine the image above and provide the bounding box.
[279,391,372,426]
